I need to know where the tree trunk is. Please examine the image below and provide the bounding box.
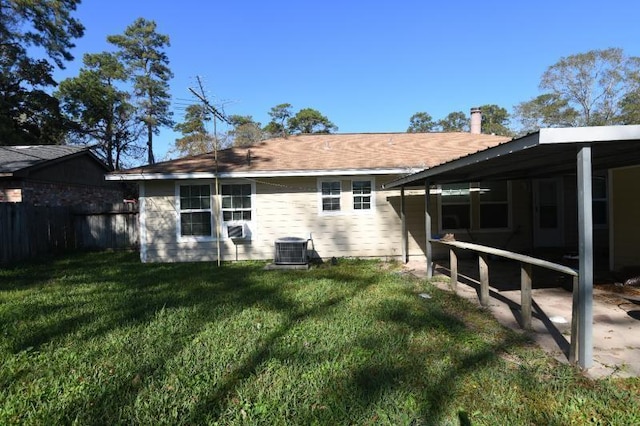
[147,123,154,164]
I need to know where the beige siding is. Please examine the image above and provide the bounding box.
[141,176,538,263]
[256,176,409,260]
[141,176,419,263]
[611,166,640,270]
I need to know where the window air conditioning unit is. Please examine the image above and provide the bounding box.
[274,237,308,265]
[227,224,246,240]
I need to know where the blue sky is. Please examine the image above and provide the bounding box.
[53,0,640,162]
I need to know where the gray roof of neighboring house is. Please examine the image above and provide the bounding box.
[0,145,104,175]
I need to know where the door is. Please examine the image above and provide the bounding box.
[533,178,564,247]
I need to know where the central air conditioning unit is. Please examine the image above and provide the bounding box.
[274,237,308,265]
[227,224,246,240]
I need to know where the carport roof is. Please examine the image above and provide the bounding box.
[384,125,640,187]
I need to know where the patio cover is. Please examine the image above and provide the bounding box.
[384,124,640,370]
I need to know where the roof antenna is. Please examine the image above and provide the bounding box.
[188,76,230,267]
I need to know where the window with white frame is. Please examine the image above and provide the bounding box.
[179,184,212,237]
[352,180,372,210]
[479,181,509,229]
[440,183,471,230]
[221,183,252,221]
[321,181,341,212]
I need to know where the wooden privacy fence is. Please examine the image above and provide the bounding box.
[0,203,138,264]
[431,239,580,364]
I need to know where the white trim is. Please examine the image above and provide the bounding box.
[175,181,216,242]
[106,168,416,181]
[317,178,343,216]
[139,182,147,263]
[220,179,257,240]
[351,177,376,215]
[538,125,640,144]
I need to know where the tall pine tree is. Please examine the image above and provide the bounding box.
[108,18,173,164]
[0,0,84,145]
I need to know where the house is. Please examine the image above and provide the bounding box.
[106,128,510,263]
[383,124,640,370]
[385,125,640,272]
[0,145,125,206]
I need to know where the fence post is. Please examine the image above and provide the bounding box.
[478,253,489,306]
[520,262,532,330]
[449,248,458,292]
[570,275,580,364]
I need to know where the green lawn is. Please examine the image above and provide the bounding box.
[1,252,638,425]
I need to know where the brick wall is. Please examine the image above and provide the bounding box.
[21,180,125,207]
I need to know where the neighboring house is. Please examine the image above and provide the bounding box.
[0,145,125,206]
[107,131,509,263]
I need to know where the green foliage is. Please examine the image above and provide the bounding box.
[57,52,143,169]
[478,104,513,136]
[288,107,337,134]
[1,252,638,425]
[262,104,337,136]
[228,115,264,147]
[264,103,293,137]
[407,111,436,133]
[438,111,469,132]
[108,18,173,164]
[514,93,580,134]
[172,104,217,156]
[0,0,84,146]
[618,90,640,125]
[515,48,640,131]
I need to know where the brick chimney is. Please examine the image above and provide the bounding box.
[470,107,482,134]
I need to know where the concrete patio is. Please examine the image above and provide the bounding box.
[404,257,640,379]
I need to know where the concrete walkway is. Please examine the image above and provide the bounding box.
[404,258,640,379]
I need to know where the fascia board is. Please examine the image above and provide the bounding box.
[105,168,416,181]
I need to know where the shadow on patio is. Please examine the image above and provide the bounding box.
[405,256,640,379]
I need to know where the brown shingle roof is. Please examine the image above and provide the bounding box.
[115,132,511,176]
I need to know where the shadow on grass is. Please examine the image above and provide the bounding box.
[346,293,525,424]
[183,269,381,422]
[2,253,541,424]
[4,253,278,353]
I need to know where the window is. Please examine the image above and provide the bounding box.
[439,181,510,231]
[221,184,252,221]
[479,181,509,229]
[353,180,372,210]
[179,184,212,237]
[592,176,607,226]
[440,183,471,229]
[321,181,341,211]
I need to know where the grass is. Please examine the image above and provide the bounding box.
[1,252,639,425]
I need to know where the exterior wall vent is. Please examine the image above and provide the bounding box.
[274,237,308,265]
